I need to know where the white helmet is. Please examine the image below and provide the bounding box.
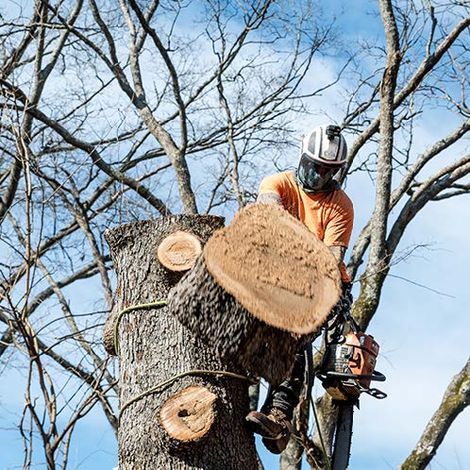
[297,125,347,192]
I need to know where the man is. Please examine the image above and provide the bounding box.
[245,124,354,454]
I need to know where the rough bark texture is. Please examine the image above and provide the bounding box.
[312,394,337,461]
[399,356,470,470]
[168,204,341,385]
[105,215,259,470]
[280,391,309,470]
[168,254,302,385]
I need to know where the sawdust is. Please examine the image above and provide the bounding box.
[204,204,341,334]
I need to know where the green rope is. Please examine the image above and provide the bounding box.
[312,398,332,470]
[114,300,168,354]
[114,301,256,420]
[120,369,257,419]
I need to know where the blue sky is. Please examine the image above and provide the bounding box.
[1,0,469,469]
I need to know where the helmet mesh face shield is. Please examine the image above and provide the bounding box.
[297,154,339,192]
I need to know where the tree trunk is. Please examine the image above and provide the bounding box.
[105,215,259,470]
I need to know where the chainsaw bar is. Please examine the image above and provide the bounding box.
[332,402,354,470]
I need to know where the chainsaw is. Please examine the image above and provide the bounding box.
[307,312,387,470]
[318,329,387,401]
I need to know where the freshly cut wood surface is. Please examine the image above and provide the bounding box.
[204,204,341,334]
[159,386,217,442]
[157,230,202,271]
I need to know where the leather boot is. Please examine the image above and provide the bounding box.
[245,408,292,454]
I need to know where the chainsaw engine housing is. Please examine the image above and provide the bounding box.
[320,331,385,401]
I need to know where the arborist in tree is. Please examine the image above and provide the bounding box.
[245,124,354,454]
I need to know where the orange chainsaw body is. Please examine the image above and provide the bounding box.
[343,332,379,387]
[322,331,383,400]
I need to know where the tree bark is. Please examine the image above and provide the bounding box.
[399,356,470,470]
[316,395,337,451]
[105,215,259,470]
[168,204,341,385]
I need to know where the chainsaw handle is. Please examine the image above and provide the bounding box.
[365,388,387,399]
[324,370,386,382]
[371,370,386,382]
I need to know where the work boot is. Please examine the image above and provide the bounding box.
[245,408,292,454]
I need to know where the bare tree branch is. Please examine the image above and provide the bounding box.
[399,356,470,470]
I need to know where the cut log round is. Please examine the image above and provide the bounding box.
[159,385,217,442]
[168,204,341,385]
[157,230,202,272]
[205,204,341,334]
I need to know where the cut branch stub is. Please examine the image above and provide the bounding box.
[157,230,202,272]
[159,385,217,443]
[169,204,341,384]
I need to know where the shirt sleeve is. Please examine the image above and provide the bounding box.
[258,173,287,197]
[323,196,354,248]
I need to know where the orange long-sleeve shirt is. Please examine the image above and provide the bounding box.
[259,171,354,282]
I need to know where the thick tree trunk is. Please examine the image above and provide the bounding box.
[105,215,259,470]
[169,204,341,385]
[310,394,337,468]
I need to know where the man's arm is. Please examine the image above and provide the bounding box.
[323,195,353,271]
[328,245,346,266]
[257,192,283,205]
